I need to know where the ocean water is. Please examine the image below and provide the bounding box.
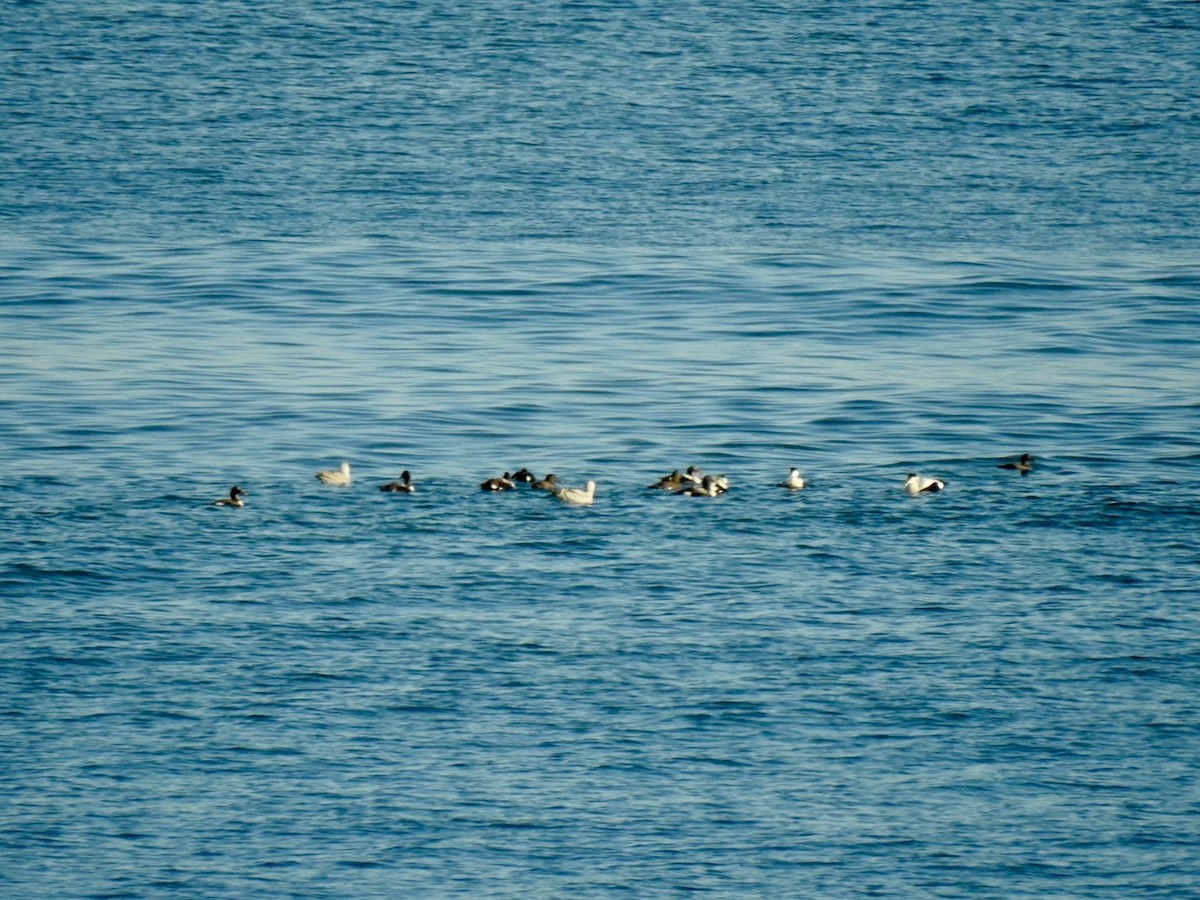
[3,2,1200,897]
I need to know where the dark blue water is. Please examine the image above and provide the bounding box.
[3,2,1200,897]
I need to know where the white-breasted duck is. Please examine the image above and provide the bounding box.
[904,473,946,494]
[481,472,517,491]
[214,485,246,507]
[380,470,415,492]
[778,468,806,490]
[678,475,720,497]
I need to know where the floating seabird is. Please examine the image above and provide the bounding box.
[214,485,246,507]
[997,453,1035,475]
[316,462,352,486]
[380,470,415,493]
[648,470,684,490]
[778,468,806,490]
[904,473,946,494]
[481,472,517,491]
[678,475,720,497]
[554,480,596,506]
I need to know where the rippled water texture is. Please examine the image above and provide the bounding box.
[3,243,1199,897]
[2,0,1200,896]
[2,0,1198,252]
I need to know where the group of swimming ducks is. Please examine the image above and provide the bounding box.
[214,455,1036,509]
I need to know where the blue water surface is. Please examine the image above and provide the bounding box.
[2,1,1199,897]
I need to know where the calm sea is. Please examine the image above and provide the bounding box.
[2,1,1199,897]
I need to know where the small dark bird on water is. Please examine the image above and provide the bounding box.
[215,485,246,507]
[648,470,684,490]
[380,470,415,492]
[481,473,517,491]
[997,453,1035,474]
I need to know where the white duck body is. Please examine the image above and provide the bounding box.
[554,480,596,506]
[904,473,946,494]
[316,461,352,486]
[778,468,806,490]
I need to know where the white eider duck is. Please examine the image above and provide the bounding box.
[678,475,720,497]
[481,472,517,491]
[380,470,414,493]
[316,461,352,486]
[511,468,536,484]
[778,467,806,490]
[681,465,705,485]
[904,473,946,494]
[214,485,246,507]
[997,453,1035,475]
[554,480,596,506]
[531,473,560,491]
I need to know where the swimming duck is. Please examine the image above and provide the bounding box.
[681,466,705,484]
[380,470,414,493]
[481,472,517,491]
[904,473,946,494]
[214,485,246,507]
[316,461,352,486]
[648,470,685,490]
[997,453,1035,475]
[554,480,596,506]
[678,475,720,497]
[778,468,806,490]
[511,468,536,484]
[531,473,560,491]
